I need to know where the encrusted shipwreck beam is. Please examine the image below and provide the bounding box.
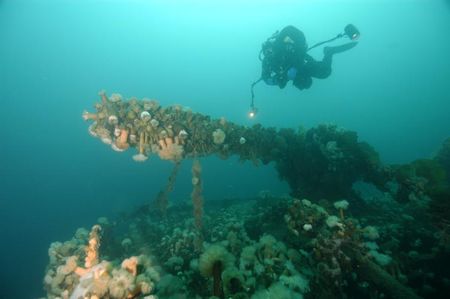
[83,91,384,199]
[82,91,275,163]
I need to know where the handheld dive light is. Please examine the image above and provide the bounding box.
[248,106,258,119]
[248,78,262,119]
[344,24,360,40]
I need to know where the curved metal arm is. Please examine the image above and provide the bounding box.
[307,33,344,52]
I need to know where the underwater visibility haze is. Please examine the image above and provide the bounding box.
[0,0,450,298]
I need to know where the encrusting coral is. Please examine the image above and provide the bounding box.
[71,91,450,298]
[132,132,148,162]
[191,159,204,231]
[43,224,159,299]
[155,162,181,217]
[212,128,226,145]
[43,186,450,299]
[157,138,184,161]
[199,244,235,298]
[333,199,349,220]
[84,224,101,269]
[114,129,130,151]
[82,91,385,201]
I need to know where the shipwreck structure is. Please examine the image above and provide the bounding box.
[83,91,385,200]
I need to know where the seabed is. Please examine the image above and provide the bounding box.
[41,92,450,299]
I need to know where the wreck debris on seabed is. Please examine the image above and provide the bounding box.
[41,92,450,299]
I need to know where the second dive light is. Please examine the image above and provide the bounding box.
[344,24,360,40]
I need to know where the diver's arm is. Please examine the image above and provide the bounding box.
[261,57,278,85]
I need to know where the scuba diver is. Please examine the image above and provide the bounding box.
[249,24,360,117]
[260,25,359,90]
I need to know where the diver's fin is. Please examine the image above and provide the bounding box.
[324,42,358,56]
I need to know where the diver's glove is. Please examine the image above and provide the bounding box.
[287,67,298,80]
[264,77,278,86]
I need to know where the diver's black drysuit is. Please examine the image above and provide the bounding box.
[261,25,334,90]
